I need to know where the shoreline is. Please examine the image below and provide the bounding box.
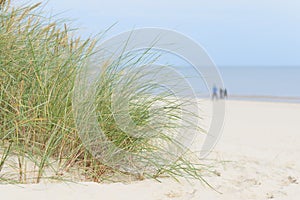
[199,95,300,104]
[228,95,300,104]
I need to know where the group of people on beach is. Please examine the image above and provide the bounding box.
[212,85,228,100]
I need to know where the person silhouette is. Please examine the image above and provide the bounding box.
[219,88,224,99]
[212,85,218,100]
[224,88,228,99]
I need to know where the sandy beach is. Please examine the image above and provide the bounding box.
[1,100,299,200]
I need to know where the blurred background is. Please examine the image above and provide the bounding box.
[14,0,300,99]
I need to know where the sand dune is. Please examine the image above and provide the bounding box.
[1,100,300,200]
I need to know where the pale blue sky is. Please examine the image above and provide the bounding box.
[15,0,300,67]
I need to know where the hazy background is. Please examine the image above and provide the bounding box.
[14,0,300,98]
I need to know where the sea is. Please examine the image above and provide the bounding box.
[218,66,300,103]
[173,66,300,103]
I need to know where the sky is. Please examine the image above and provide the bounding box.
[11,0,300,97]
[15,0,300,67]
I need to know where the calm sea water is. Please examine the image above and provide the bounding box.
[176,66,300,103]
[156,53,299,101]
[218,67,300,98]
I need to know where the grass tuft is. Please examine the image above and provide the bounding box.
[0,1,210,184]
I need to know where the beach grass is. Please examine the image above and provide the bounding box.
[0,1,207,184]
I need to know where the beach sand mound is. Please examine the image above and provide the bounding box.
[1,100,300,200]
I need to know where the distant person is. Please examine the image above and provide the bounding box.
[219,88,224,99]
[224,88,228,99]
[212,85,218,100]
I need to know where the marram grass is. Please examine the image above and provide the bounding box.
[0,1,209,184]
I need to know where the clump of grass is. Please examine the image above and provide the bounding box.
[0,1,209,184]
[0,1,97,183]
[74,50,205,178]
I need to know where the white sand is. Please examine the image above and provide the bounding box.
[1,100,300,200]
